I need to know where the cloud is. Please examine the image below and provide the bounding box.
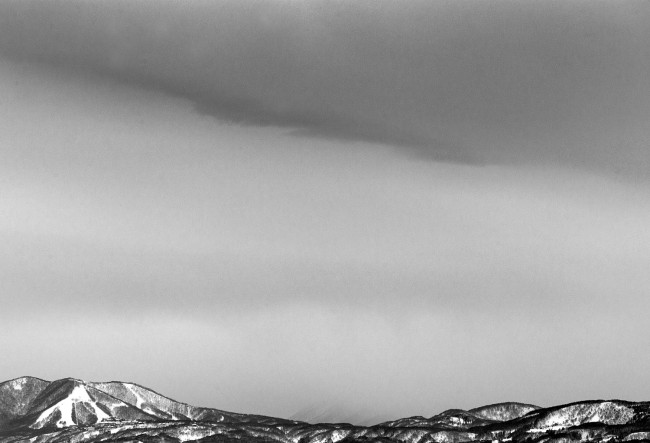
[2,39,650,421]
[2,51,650,323]
[0,0,648,172]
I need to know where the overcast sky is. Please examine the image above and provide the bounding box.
[1,0,650,424]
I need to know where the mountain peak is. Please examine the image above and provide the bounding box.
[0,375,48,388]
[468,401,541,421]
[28,382,112,429]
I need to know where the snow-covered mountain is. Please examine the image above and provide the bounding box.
[2,376,650,442]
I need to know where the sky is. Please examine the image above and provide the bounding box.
[1,0,650,424]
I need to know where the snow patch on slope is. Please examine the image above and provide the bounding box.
[624,432,650,440]
[168,424,219,442]
[124,383,146,409]
[31,384,112,429]
[533,401,634,430]
[10,378,26,391]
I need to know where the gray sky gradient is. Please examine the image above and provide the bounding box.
[1,0,650,424]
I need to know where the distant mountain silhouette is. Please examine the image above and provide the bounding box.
[290,402,392,426]
[2,376,650,442]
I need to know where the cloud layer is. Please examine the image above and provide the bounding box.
[2,1,650,423]
[1,0,649,171]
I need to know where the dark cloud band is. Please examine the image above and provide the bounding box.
[0,0,648,172]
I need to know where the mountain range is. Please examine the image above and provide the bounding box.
[2,376,650,442]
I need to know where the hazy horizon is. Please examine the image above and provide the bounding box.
[1,0,650,425]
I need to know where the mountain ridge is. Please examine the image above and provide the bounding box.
[2,377,650,442]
